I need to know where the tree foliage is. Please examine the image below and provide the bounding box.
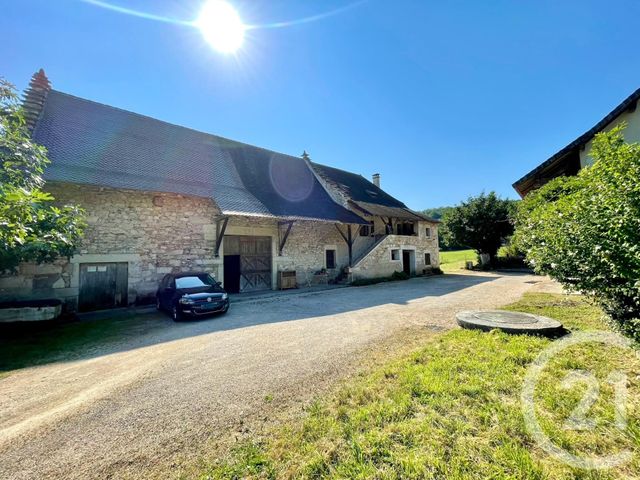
[0,79,85,271]
[442,192,516,261]
[514,126,640,336]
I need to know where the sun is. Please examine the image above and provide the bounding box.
[196,0,245,54]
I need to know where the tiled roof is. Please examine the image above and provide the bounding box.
[350,201,430,222]
[33,91,367,224]
[311,163,437,222]
[311,162,406,207]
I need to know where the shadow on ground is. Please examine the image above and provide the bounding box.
[0,272,502,374]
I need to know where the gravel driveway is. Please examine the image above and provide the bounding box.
[0,271,549,479]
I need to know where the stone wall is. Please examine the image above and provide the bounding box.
[0,183,360,310]
[350,222,440,280]
[0,183,222,310]
[0,181,440,313]
[218,216,352,286]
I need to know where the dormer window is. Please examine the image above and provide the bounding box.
[365,189,379,198]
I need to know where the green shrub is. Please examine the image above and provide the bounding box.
[514,125,640,338]
[351,271,410,286]
[390,270,409,281]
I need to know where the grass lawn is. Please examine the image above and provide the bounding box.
[439,249,476,272]
[200,294,640,479]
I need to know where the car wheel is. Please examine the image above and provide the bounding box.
[172,305,182,322]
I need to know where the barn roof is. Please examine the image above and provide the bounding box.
[311,163,437,222]
[32,90,367,224]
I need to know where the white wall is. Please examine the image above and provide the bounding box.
[580,107,640,168]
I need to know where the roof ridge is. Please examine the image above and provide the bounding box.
[48,90,305,163]
[311,161,365,177]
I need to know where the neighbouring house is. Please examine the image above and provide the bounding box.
[513,87,640,197]
[0,70,439,313]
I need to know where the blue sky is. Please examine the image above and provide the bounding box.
[2,0,639,210]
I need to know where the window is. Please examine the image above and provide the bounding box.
[360,221,375,236]
[397,222,416,236]
[391,249,400,261]
[425,253,432,265]
[325,249,337,269]
[175,274,216,289]
[425,227,432,239]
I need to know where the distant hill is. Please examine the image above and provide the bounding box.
[421,206,454,221]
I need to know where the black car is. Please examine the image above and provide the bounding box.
[156,272,229,321]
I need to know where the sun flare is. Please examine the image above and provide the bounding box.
[196,0,245,53]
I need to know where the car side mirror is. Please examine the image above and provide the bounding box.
[215,281,222,287]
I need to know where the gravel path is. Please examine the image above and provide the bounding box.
[0,271,551,479]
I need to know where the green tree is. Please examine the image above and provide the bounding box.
[0,79,85,271]
[514,125,640,337]
[442,192,515,263]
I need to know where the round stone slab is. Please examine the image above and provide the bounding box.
[456,310,564,336]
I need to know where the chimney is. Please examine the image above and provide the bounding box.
[22,69,51,133]
[372,173,380,188]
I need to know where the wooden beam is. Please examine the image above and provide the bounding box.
[214,216,229,258]
[335,224,349,244]
[335,224,355,267]
[347,224,353,267]
[278,221,294,256]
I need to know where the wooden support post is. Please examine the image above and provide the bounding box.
[335,224,348,243]
[347,224,353,267]
[214,216,229,258]
[278,221,294,256]
[335,224,355,267]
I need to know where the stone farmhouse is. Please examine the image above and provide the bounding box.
[0,70,439,313]
[514,86,640,197]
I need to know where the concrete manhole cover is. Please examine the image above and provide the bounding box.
[456,310,564,336]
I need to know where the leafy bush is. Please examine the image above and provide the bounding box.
[492,255,528,270]
[390,270,410,281]
[514,126,640,338]
[0,79,85,271]
[351,270,410,286]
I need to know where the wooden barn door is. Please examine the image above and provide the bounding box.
[239,236,272,292]
[79,262,128,312]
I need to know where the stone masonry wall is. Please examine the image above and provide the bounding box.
[0,183,361,310]
[0,183,222,310]
[0,181,440,312]
[220,216,352,286]
[350,222,440,280]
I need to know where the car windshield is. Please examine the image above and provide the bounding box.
[175,275,216,289]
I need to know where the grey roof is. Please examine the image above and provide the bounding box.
[33,91,366,224]
[350,201,431,222]
[311,162,437,222]
[513,87,640,196]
